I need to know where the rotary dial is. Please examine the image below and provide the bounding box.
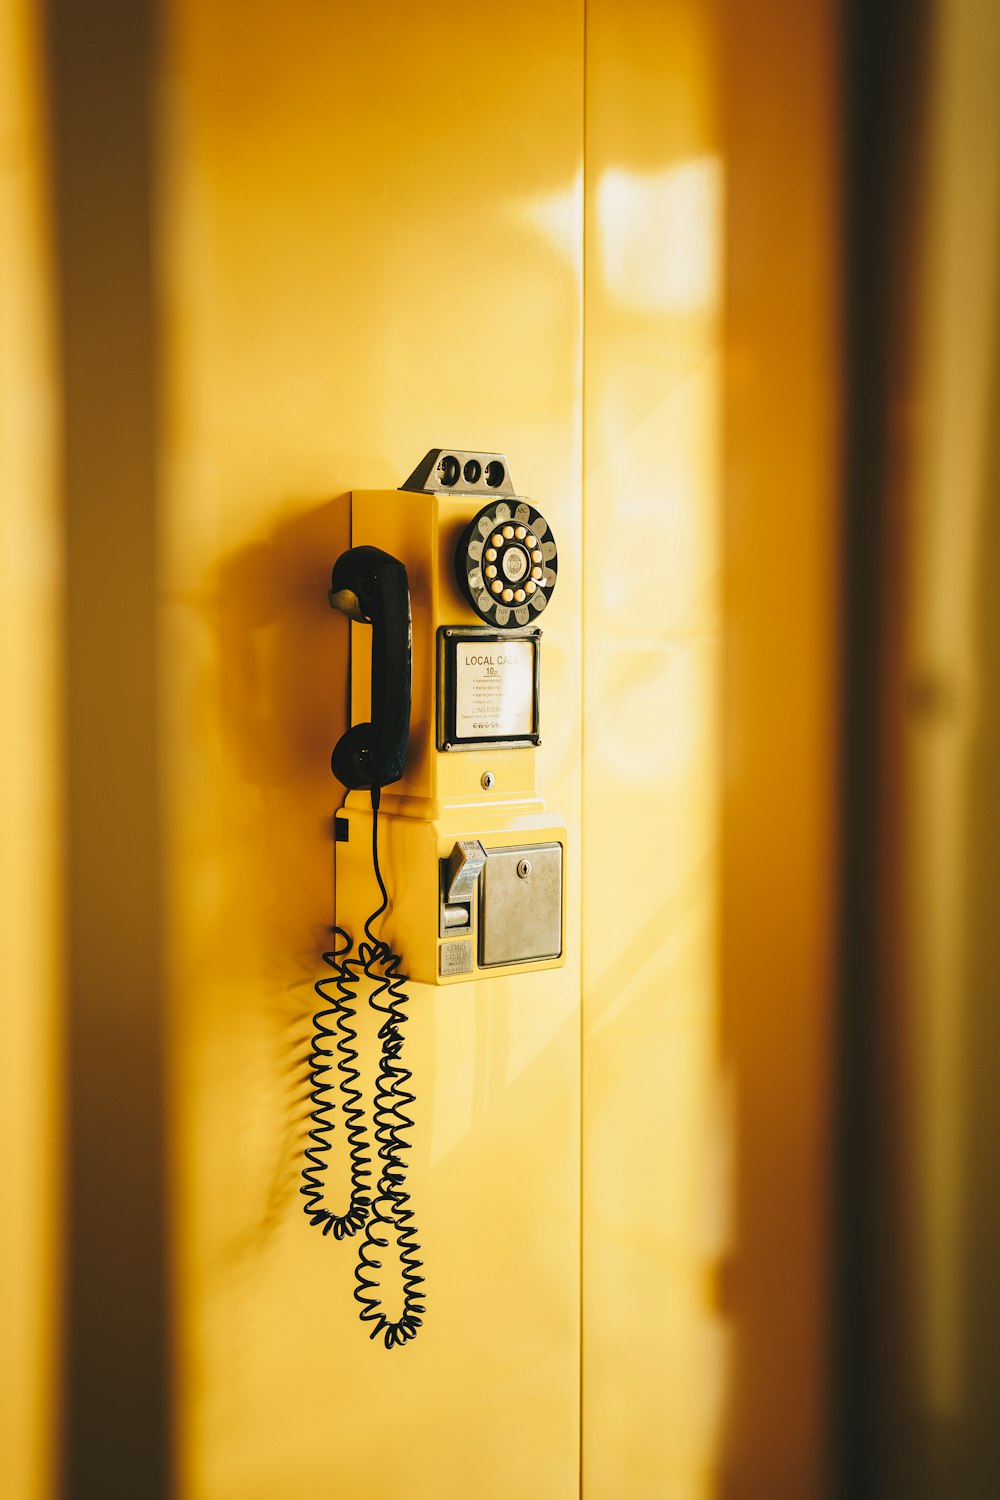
[456,499,558,629]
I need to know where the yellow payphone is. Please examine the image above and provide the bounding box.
[301,450,566,1347]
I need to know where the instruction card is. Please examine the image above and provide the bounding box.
[454,639,535,739]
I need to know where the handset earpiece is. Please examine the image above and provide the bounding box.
[329,545,411,791]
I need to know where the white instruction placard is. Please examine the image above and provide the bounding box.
[455,639,535,739]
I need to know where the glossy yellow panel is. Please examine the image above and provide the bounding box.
[582,0,838,1495]
[160,1,582,1496]
[0,1,60,1496]
[583,6,725,1495]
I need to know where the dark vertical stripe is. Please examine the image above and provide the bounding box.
[834,7,893,1491]
[834,1,928,1495]
[43,1,169,1496]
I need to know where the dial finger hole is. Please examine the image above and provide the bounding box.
[531,567,543,581]
[525,581,536,595]
[491,581,503,595]
[485,564,497,578]
[485,547,497,561]
[492,533,504,548]
[502,525,514,540]
[502,588,513,603]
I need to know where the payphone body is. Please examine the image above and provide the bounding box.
[334,460,567,985]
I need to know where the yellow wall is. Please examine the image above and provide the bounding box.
[0,2,60,1497]
[161,3,583,1496]
[4,0,840,1494]
[582,3,726,1493]
[582,1,838,1495]
[714,1,839,1490]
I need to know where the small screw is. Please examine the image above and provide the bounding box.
[481,771,495,790]
[517,859,531,879]
[444,742,453,751]
[445,629,453,637]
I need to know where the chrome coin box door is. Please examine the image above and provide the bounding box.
[478,843,563,968]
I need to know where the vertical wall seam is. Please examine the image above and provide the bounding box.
[578,0,588,1495]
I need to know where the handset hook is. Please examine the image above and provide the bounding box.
[329,545,411,791]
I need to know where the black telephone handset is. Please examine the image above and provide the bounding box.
[329,545,411,791]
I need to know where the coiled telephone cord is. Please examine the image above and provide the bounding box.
[301,788,425,1349]
[300,928,372,1240]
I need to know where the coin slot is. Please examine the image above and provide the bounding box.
[440,844,486,937]
[438,454,460,486]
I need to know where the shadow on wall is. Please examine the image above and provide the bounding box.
[215,499,350,797]
[198,496,351,1274]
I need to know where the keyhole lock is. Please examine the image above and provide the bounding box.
[481,771,495,791]
[516,859,532,879]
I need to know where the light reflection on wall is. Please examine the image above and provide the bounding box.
[583,125,729,1494]
[518,167,585,283]
[596,159,723,315]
